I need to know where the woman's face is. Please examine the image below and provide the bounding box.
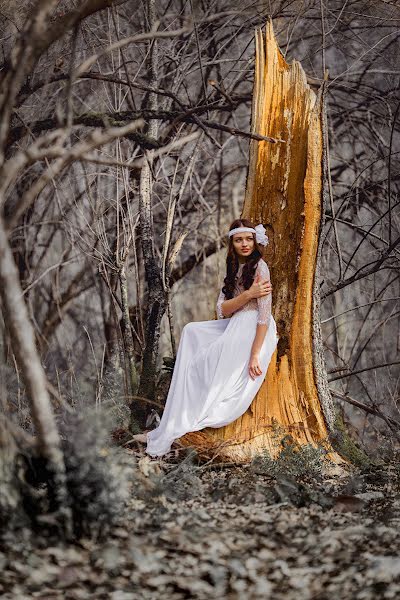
[232,232,255,259]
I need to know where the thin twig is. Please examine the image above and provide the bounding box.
[330,389,400,431]
[328,360,400,382]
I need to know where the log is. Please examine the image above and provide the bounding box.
[179,22,343,464]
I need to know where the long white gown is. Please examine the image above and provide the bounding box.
[145,258,278,457]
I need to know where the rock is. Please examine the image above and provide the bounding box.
[364,554,400,582]
[355,491,385,501]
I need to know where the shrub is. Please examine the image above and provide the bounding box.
[60,407,133,538]
[251,431,326,481]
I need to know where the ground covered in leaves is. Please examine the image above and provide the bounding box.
[1,441,400,600]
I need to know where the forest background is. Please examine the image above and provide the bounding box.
[0,0,399,496]
[1,2,400,598]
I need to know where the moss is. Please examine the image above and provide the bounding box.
[329,409,371,469]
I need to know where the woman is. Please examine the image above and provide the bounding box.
[141,218,278,457]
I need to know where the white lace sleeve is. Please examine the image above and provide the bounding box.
[256,260,272,326]
[216,288,225,319]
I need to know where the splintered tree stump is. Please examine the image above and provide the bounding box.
[179,21,343,464]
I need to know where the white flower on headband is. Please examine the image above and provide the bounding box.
[254,224,269,247]
[228,223,269,246]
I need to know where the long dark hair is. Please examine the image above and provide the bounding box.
[222,219,263,300]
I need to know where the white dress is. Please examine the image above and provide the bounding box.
[145,258,278,457]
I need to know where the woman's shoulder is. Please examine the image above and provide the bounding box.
[256,258,270,275]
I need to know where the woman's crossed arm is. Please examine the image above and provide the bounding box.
[221,274,271,318]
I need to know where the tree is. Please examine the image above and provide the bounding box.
[180,22,344,463]
[0,213,72,529]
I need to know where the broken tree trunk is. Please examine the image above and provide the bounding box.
[180,22,343,464]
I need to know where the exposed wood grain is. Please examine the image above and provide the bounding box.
[180,22,343,464]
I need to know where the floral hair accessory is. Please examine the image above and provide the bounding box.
[228,223,269,247]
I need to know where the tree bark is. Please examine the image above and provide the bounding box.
[119,265,139,431]
[179,22,343,464]
[131,0,166,429]
[0,212,72,529]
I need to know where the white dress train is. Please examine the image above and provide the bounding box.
[145,259,278,457]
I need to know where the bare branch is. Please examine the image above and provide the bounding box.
[331,389,400,432]
[328,360,400,382]
[3,119,144,231]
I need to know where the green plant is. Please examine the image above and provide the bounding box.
[251,431,327,481]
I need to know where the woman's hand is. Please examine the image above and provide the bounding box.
[248,273,272,299]
[249,352,263,380]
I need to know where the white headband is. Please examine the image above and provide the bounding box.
[228,224,269,247]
